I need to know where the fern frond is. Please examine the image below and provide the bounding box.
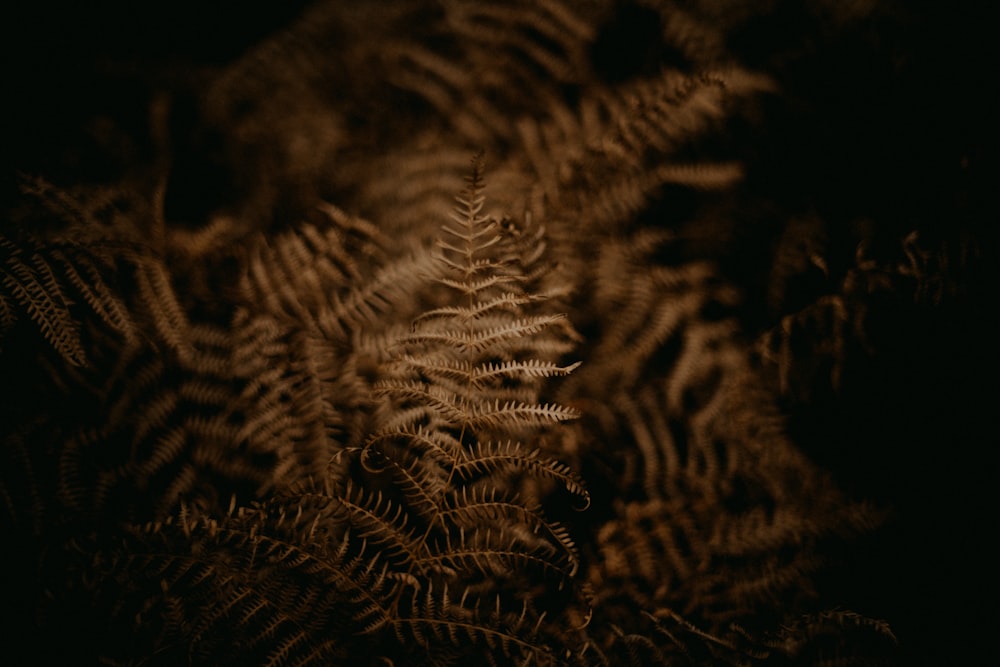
[1,242,86,366]
[473,359,582,384]
[243,217,436,345]
[85,502,411,665]
[383,0,592,148]
[392,585,562,666]
[507,65,771,239]
[403,313,571,354]
[413,291,542,324]
[446,2,590,83]
[426,533,577,586]
[768,609,898,661]
[362,449,450,520]
[367,423,465,465]
[296,486,429,572]
[434,273,523,297]
[134,260,192,361]
[467,400,580,430]
[49,247,136,341]
[51,311,325,522]
[373,381,469,425]
[440,488,581,573]
[326,155,589,662]
[453,440,588,502]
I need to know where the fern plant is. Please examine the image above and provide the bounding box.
[341,154,592,663]
[2,2,923,664]
[52,156,592,666]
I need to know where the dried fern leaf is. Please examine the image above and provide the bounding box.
[1,243,86,366]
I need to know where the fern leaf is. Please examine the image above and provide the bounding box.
[435,273,522,296]
[413,291,541,323]
[399,356,580,388]
[333,485,427,569]
[134,261,191,360]
[322,155,589,662]
[367,423,465,465]
[454,440,588,503]
[87,507,408,665]
[2,248,86,365]
[49,247,136,342]
[440,489,581,574]
[467,400,579,430]
[473,359,581,383]
[426,540,576,586]
[404,314,571,354]
[393,586,560,666]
